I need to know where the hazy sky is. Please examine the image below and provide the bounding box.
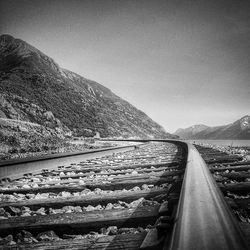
[0,0,249,132]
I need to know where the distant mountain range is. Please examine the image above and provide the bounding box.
[174,116,250,139]
[0,34,176,139]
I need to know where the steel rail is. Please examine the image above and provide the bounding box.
[167,142,248,250]
[100,139,249,250]
[0,145,138,179]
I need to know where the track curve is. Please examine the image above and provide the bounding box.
[0,139,249,249]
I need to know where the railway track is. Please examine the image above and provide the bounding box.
[0,140,249,249]
[194,144,250,244]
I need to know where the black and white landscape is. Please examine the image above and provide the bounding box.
[1,1,250,249]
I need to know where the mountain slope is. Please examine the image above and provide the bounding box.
[174,124,209,139]
[0,34,175,139]
[174,116,250,139]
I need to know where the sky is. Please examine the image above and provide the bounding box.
[0,0,250,133]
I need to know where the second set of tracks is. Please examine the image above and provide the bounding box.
[0,140,249,249]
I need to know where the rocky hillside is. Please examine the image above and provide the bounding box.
[0,34,175,139]
[174,116,250,139]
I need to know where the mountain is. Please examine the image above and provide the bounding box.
[174,124,209,139]
[174,116,250,139]
[0,34,176,139]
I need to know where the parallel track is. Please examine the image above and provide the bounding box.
[0,140,249,249]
